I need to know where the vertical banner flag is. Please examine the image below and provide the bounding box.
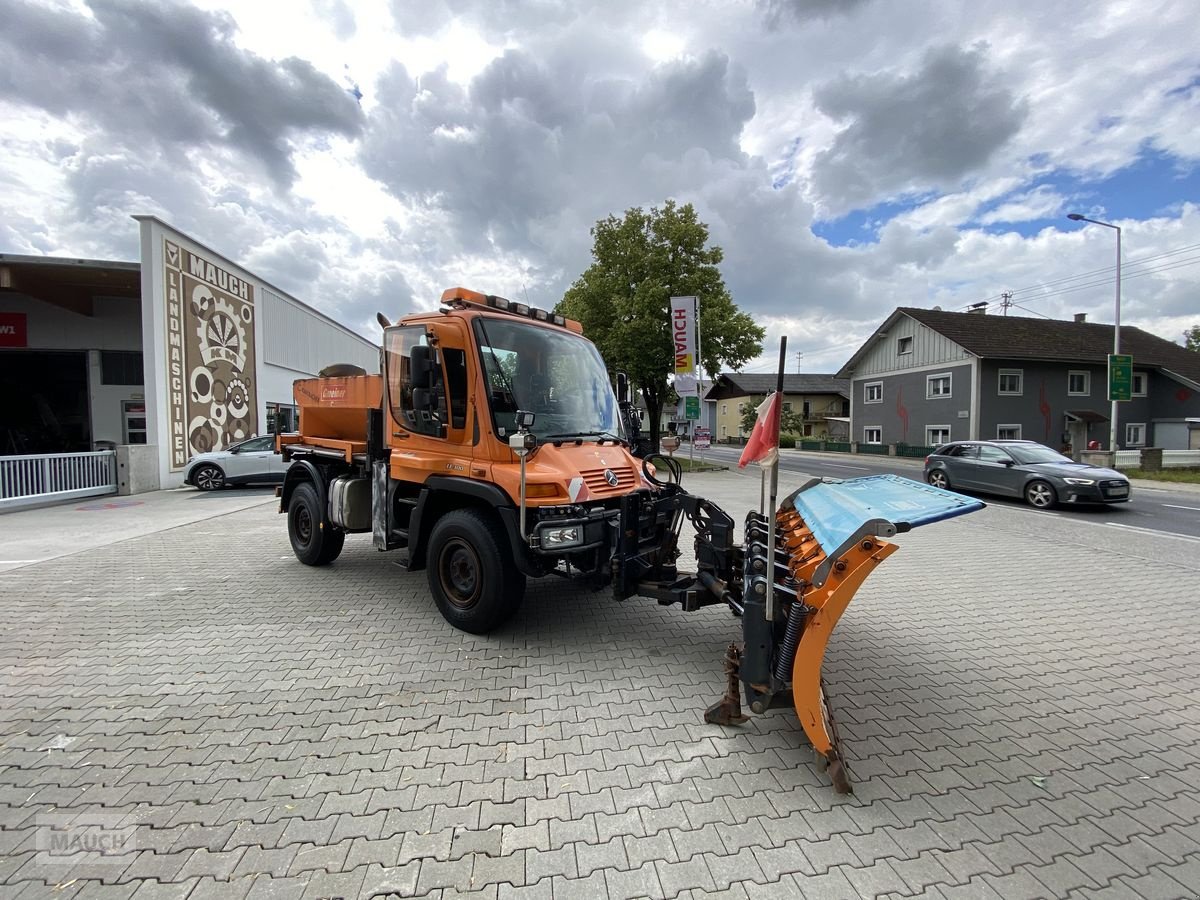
[670,296,697,375]
[738,392,782,468]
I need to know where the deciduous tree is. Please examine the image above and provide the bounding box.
[1185,324,1200,352]
[559,200,764,448]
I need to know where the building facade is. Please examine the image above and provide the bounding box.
[0,218,379,488]
[838,308,1200,450]
[704,373,850,443]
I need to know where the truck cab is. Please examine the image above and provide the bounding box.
[277,288,680,633]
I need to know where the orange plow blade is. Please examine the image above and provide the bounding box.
[717,475,984,793]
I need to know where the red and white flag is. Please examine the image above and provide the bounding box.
[738,392,782,469]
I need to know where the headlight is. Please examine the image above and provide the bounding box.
[539,525,582,548]
[1063,477,1096,485]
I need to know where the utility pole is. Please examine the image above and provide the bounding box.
[795,351,803,374]
[1000,291,1013,316]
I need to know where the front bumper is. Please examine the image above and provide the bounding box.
[1059,479,1132,504]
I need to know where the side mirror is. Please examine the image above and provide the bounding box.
[410,343,436,388]
[615,372,630,404]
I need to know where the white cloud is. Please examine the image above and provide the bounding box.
[1,0,1197,373]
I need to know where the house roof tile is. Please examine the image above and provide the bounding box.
[898,308,1200,385]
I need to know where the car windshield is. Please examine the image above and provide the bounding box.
[1006,444,1074,464]
[474,317,622,442]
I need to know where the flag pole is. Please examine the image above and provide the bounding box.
[764,335,787,622]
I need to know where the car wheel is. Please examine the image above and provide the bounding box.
[1024,479,1057,509]
[926,469,951,490]
[427,508,525,634]
[288,482,345,565]
[193,464,225,491]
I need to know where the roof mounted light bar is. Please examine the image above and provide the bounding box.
[439,286,581,332]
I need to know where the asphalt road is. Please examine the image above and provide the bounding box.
[677,442,1200,541]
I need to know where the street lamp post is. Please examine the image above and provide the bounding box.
[1067,213,1122,455]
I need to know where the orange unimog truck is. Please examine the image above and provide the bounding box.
[277,286,983,791]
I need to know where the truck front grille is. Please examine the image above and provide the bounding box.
[581,465,637,494]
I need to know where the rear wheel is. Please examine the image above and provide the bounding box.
[926,469,951,490]
[288,482,345,565]
[427,508,525,634]
[1024,479,1057,509]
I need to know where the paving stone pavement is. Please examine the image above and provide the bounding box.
[2,469,1199,899]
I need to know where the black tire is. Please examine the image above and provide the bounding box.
[926,469,951,490]
[1024,479,1057,509]
[193,464,225,491]
[288,482,345,566]
[427,508,525,634]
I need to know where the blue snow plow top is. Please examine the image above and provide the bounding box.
[780,473,985,588]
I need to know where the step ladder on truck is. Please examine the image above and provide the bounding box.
[276,287,985,792]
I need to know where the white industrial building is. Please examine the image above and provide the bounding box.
[0,217,378,504]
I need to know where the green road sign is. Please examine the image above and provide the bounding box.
[1108,353,1133,401]
[685,396,700,420]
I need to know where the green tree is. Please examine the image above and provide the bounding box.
[739,396,804,436]
[558,200,764,448]
[1185,324,1200,352]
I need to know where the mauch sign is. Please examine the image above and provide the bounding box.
[670,296,696,375]
[163,239,258,469]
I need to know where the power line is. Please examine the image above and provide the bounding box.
[955,242,1200,312]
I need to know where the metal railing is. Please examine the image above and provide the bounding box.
[1,451,118,511]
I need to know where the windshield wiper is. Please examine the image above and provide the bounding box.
[545,431,625,444]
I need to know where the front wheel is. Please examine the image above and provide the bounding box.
[1025,479,1057,509]
[427,509,525,634]
[193,464,225,491]
[926,469,950,490]
[288,482,345,565]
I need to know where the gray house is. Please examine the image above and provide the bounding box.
[837,308,1200,451]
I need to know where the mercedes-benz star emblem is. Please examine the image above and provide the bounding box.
[604,468,619,487]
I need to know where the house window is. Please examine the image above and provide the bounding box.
[926,373,952,399]
[1126,423,1146,447]
[1068,370,1090,395]
[998,369,1022,395]
[721,403,728,416]
[864,381,883,404]
[997,424,1022,440]
[783,401,793,412]
[1132,372,1147,397]
[927,425,951,446]
[897,336,913,355]
[862,426,882,444]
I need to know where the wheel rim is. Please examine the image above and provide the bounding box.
[295,505,313,544]
[196,467,221,490]
[439,538,481,609]
[930,472,947,489]
[1028,483,1053,507]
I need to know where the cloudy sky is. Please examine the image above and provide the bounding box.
[2,0,1197,375]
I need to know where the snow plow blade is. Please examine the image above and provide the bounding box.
[728,474,984,793]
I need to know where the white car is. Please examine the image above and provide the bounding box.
[183,435,288,491]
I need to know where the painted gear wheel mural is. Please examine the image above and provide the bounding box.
[196,294,247,369]
[225,376,250,418]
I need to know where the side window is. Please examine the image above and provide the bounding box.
[444,348,468,428]
[978,446,1011,463]
[384,326,447,437]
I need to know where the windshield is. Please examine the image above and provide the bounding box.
[474,317,622,442]
[1007,444,1074,464]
